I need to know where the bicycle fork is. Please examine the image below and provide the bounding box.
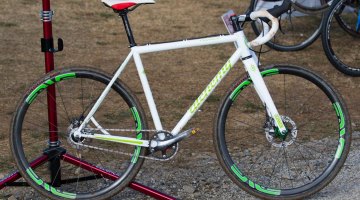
[235,32,288,135]
[243,58,287,135]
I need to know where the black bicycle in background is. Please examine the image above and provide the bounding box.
[249,0,360,76]
[322,0,360,76]
[249,0,331,51]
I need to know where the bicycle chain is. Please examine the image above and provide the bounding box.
[69,128,175,162]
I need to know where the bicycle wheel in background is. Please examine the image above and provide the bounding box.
[322,0,360,76]
[249,0,324,51]
[336,1,360,37]
[292,0,333,14]
[214,65,351,199]
[10,67,148,200]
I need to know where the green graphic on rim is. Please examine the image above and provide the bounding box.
[230,68,279,101]
[229,68,282,196]
[231,165,281,196]
[26,168,76,199]
[333,102,346,159]
[26,73,76,104]
[130,107,143,164]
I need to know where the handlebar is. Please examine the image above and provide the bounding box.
[267,0,292,19]
[248,10,279,47]
[233,0,291,47]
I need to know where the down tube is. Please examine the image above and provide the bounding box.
[171,48,242,135]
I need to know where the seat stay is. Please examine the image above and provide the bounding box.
[74,51,134,136]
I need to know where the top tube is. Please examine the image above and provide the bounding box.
[132,34,239,54]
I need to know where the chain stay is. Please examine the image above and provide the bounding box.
[72,128,174,161]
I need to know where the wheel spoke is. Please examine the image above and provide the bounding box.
[11,69,147,199]
[216,68,349,197]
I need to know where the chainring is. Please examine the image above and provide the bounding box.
[150,131,179,160]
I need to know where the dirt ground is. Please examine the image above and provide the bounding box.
[1,0,360,199]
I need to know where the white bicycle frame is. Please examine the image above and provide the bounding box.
[74,11,287,148]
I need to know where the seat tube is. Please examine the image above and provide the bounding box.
[133,52,163,132]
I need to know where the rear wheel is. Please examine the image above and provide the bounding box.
[214,65,351,199]
[10,67,148,199]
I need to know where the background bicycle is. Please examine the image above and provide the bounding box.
[249,0,328,51]
[1,0,360,199]
[322,0,360,76]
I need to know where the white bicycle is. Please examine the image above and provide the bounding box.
[10,0,351,199]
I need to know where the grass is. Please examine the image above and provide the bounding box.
[0,22,17,27]
[99,12,114,19]
[243,101,263,113]
[96,41,109,46]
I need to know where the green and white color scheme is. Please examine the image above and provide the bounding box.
[73,10,286,143]
[9,7,351,200]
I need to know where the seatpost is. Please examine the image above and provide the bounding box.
[119,11,137,47]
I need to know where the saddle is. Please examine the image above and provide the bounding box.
[102,0,155,11]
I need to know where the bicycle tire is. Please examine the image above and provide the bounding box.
[10,67,148,200]
[292,0,333,14]
[335,10,360,36]
[334,0,360,37]
[214,65,351,199]
[249,0,324,51]
[322,0,360,76]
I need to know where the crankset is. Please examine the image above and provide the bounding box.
[149,131,179,160]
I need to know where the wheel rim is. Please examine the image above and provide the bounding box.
[217,67,347,197]
[12,69,145,199]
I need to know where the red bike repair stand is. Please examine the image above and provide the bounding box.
[0,1,176,199]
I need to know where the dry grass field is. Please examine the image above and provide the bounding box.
[1,0,360,199]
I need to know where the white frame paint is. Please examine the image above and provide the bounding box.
[74,11,286,148]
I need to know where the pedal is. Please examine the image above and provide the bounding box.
[153,128,199,152]
[191,128,200,135]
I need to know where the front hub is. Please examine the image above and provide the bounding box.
[274,126,288,140]
[265,116,297,148]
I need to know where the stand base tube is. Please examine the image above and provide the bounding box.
[0,153,177,200]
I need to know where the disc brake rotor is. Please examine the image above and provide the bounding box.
[265,116,298,148]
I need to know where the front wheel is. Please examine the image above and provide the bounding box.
[214,65,351,199]
[10,67,148,200]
